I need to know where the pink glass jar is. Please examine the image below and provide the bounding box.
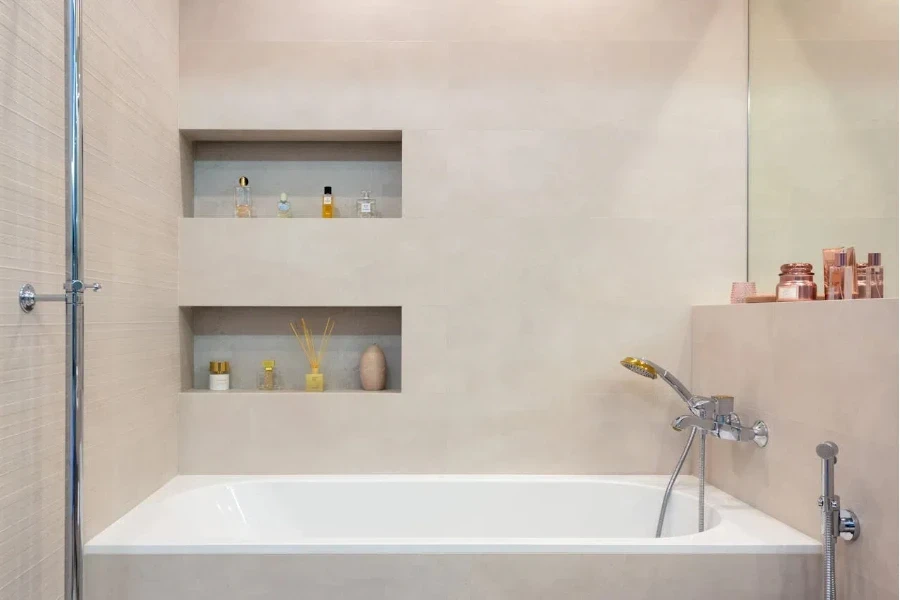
[776,263,818,302]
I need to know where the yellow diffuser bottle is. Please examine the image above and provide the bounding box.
[291,317,335,392]
[322,186,334,218]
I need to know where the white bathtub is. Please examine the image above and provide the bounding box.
[87,474,817,555]
[85,475,822,599]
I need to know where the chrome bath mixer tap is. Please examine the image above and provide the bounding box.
[671,395,769,448]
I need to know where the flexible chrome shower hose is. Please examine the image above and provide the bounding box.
[698,431,706,532]
[655,427,698,538]
[824,511,836,600]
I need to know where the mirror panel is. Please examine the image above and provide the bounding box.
[748,0,898,297]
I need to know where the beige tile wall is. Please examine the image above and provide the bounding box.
[178,0,749,474]
[0,0,181,598]
[748,0,899,296]
[693,299,898,599]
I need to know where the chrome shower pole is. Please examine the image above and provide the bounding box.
[64,0,84,598]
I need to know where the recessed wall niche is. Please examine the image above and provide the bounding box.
[190,133,402,219]
[186,306,401,392]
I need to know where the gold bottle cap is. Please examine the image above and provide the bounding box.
[262,359,275,371]
[238,176,249,187]
[209,361,229,374]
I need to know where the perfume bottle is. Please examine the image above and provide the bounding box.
[356,190,376,218]
[277,192,292,218]
[823,246,858,298]
[322,186,334,218]
[234,176,252,218]
[857,262,869,298]
[847,246,858,298]
[865,252,884,298]
[826,251,854,300]
[257,359,280,391]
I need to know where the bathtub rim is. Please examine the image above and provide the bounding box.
[85,474,821,556]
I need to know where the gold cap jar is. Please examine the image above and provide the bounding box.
[209,361,230,374]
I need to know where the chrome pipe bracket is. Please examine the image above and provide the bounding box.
[19,281,101,313]
[19,283,66,313]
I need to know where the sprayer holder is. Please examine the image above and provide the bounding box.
[816,442,860,543]
[817,494,860,542]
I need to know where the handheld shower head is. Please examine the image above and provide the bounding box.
[620,356,695,409]
[620,357,658,379]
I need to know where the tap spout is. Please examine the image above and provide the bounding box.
[672,415,716,433]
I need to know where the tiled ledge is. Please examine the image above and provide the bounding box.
[695,298,897,311]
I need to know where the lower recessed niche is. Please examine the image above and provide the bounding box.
[184,306,401,392]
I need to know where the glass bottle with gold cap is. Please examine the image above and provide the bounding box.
[234,176,252,218]
[257,359,279,391]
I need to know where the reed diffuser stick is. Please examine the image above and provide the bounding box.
[290,322,316,366]
[290,317,335,373]
[301,318,315,365]
[317,318,335,365]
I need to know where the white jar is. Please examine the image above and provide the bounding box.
[209,361,230,391]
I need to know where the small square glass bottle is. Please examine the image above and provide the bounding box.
[257,359,281,391]
[356,190,376,218]
[826,251,854,300]
[277,192,292,218]
[864,252,884,299]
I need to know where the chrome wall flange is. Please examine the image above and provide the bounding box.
[751,420,769,448]
[839,508,860,542]
[19,283,37,313]
[19,283,67,313]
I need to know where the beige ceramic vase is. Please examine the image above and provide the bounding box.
[359,344,386,391]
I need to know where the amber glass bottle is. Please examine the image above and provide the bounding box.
[322,186,334,218]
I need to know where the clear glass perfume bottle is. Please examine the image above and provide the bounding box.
[257,360,280,391]
[865,252,884,298]
[357,190,376,218]
[826,251,854,300]
[277,192,292,218]
[234,176,252,218]
[823,246,858,299]
[857,263,869,298]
